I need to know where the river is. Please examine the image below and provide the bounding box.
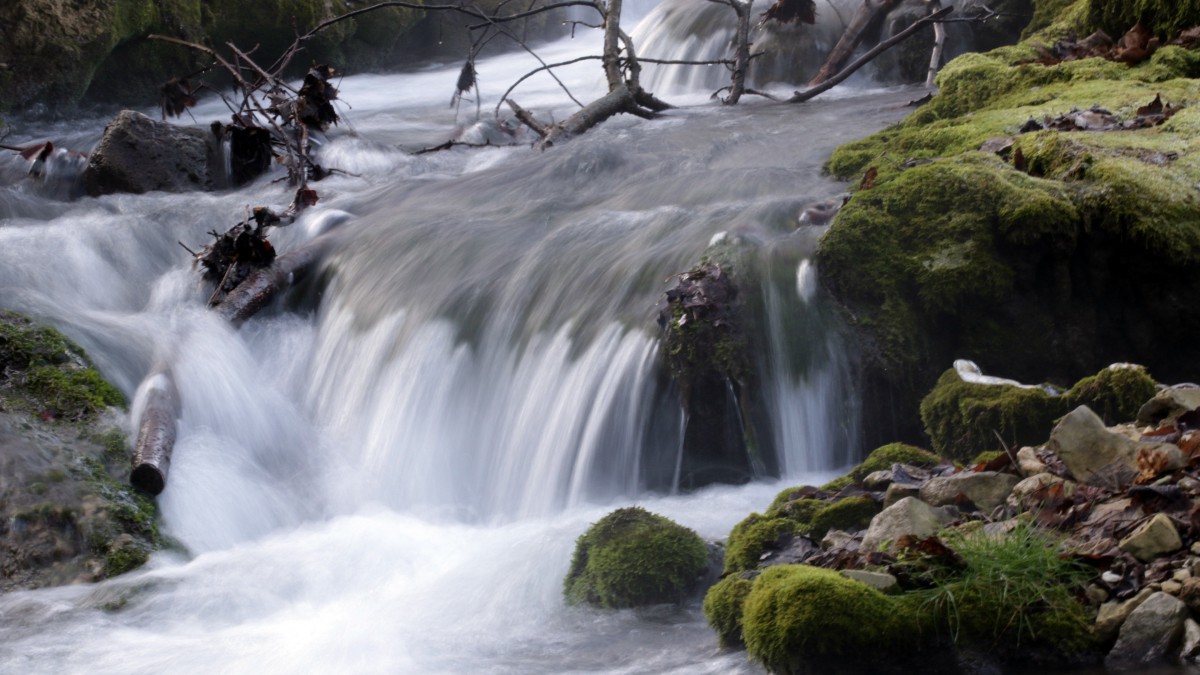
[0,2,934,672]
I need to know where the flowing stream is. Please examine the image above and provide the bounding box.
[0,3,926,672]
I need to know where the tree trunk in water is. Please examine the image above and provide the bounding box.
[808,0,902,86]
[725,0,754,104]
[130,369,180,496]
[213,232,339,327]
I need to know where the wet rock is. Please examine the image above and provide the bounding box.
[861,496,944,553]
[883,482,921,507]
[1095,587,1154,641]
[83,111,222,197]
[1016,446,1047,476]
[1048,405,1138,483]
[919,471,1020,511]
[1119,513,1183,562]
[840,569,898,593]
[1105,592,1188,669]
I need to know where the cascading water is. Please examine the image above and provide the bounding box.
[0,4,921,672]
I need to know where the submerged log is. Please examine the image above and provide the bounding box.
[130,369,180,496]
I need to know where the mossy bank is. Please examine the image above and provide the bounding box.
[0,310,160,590]
[817,0,1200,447]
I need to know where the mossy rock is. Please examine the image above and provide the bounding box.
[0,311,126,420]
[1087,0,1200,37]
[807,496,880,538]
[703,574,754,647]
[815,443,941,492]
[564,507,709,608]
[1064,364,1157,424]
[741,565,923,675]
[723,513,801,574]
[920,368,1066,461]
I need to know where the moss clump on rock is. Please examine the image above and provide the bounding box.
[920,369,1066,461]
[724,513,801,574]
[703,574,754,647]
[816,443,942,492]
[742,565,922,674]
[1087,0,1200,38]
[807,496,881,537]
[564,507,709,608]
[1064,364,1157,424]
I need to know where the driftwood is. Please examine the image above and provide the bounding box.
[130,369,180,495]
[212,230,340,326]
[788,6,952,103]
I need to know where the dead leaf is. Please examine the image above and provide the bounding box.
[1013,147,1028,173]
[159,77,197,119]
[859,166,878,190]
[761,0,816,25]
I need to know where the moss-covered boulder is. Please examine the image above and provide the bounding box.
[0,311,160,590]
[818,0,1200,448]
[1064,363,1157,423]
[703,574,755,647]
[564,507,709,608]
[724,512,802,574]
[741,565,923,674]
[807,496,881,538]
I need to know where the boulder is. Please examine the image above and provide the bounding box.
[861,496,945,553]
[1183,619,1200,662]
[1105,592,1188,669]
[1119,513,1183,562]
[840,569,898,593]
[1047,406,1138,483]
[1181,577,1200,612]
[83,111,223,196]
[883,482,920,507]
[919,471,1021,511]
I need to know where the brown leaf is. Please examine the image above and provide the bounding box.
[1012,147,1028,173]
[859,166,878,191]
[1135,444,1177,484]
[159,77,197,119]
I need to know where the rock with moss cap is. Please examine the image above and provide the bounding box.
[703,574,755,647]
[563,506,709,608]
[818,0,1200,449]
[0,311,161,590]
[741,565,925,675]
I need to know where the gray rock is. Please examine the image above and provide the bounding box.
[883,482,920,508]
[83,110,224,196]
[1095,587,1154,642]
[861,496,943,553]
[1106,592,1189,669]
[1179,577,1200,612]
[1183,619,1200,662]
[840,569,898,593]
[1016,446,1046,477]
[1048,406,1138,482]
[1138,386,1200,427]
[1119,513,1183,562]
[919,471,1021,511]
[863,470,893,491]
[1007,473,1075,511]
[820,529,856,550]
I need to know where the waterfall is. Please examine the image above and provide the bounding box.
[0,7,925,670]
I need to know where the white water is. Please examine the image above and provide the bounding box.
[0,4,919,672]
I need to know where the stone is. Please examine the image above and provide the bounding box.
[1006,473,1075,511]
[883,482,920,508]
[1016,446,1046,477]
[1119,513,1184,562]
[1095,587,1154,641]
[1164,580,1184,595]
[1105,592,1189,669]
[1048,405,1138,482]
[1180,577,1200,612]
[863,470,893,491]
[820,529,856,551]
[1135,442,1186,481]
[1138,386,1200,427]
[1085,584,1109,605]
[919,471,1021,511]
[840,569,898,593]
[83,110,224,197]
[1183,619,1200,662]
[861,497,944,553]
[1175,568,1192,582]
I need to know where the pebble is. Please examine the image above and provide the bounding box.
[1165,580,1185,596]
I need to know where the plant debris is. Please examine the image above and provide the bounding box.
[187,207,290,306]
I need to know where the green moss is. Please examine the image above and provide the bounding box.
[1024,0,1089,38]
[1087,0,1200,37]
[852,443,942,481]
[25,366,126,420]
[971,450,1006,465]
[564,507,709,608]
[105,542,150,577]
[807,496,880,538]
[818,474,854,492]
[907,521,1095,656]
[724,513,801,574]
[0,311,74,369]
[920,368,1066,461]
[742,565,922,674]
[703,574,754,648]
[1064,364,1157,423]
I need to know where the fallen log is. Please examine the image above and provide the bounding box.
[212,230,340,326]
[808,0,902,87]
[130,368,180,496]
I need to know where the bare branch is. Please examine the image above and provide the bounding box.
[494,55,602,117]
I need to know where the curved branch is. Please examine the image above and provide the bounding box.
[494,55,602,116]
